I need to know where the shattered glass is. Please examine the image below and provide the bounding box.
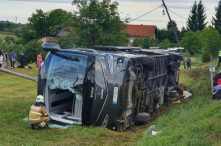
[45,52,88,101]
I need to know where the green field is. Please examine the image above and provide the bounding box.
[1,58,221,145]
[0,32,16,39]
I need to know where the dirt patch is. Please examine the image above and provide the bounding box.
[179,83,188,91]
[189,68,209,79]
[150,103,173,121]
[207,134,218,143]
[56,139,79,146]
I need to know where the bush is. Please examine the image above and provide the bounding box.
[202,52,210,63]
[24,40,44,64]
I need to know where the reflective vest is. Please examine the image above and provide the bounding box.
[219,51,221,57]
[29,105,48,121]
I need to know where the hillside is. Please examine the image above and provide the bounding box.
[0,20,26,34]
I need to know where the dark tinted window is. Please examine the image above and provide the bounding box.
[95,58,106,100]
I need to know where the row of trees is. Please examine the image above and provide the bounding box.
[0,0,129,64]
[154,0,207,47]
[180,28,221,62]
[20,0,128,48]
[134,0,221,63]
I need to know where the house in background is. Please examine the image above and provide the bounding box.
[126,24,157,45]
[56,27,73,38]
[39,37,58,44]
[39,27,73,43]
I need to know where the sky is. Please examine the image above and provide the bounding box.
[0,0,219,30]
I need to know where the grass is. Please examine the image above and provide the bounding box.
[180,52,203,69]
[0,32,16,39]
[0,68,152,146]
[1,58,221,145]
[138,64,221,146]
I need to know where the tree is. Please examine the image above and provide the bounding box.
[187,1,197,31]
[201,28,221,61]
[57,32,75,49]
[133,38,144,48]
[48,9,74,36]
[187,1,207,31]
[24,40,43,64]
[133,37,158,48]
[72,0,128,47]
[156,28,176,43]
[27,9,73,39]
[167,20,178,31]
[21,28,38,44]
[178,27,187,41]
[212,0,221,34]
[197,0,207,30]
[160,39,171,49]
[180,30,202,55]
[28,9,49,38]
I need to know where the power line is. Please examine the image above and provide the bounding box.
[128,5,163,23]
[168,8,187,20]
[76,5,163,43]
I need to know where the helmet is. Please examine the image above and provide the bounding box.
[36,95,44,103]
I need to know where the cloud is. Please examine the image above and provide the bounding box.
[5,0,72,3]
[5,0,219,4]
[127,19,186,23]
[167,5,191,10]
[117,0,218,3]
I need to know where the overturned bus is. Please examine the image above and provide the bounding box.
[38,43,183,131]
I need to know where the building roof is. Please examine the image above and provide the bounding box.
[46,37,57,41]
[39,37,57,44]
[126,24,157,37]
[56,30,70,38]
[56,27,73,38]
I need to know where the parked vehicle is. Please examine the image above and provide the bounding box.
[38,43,183,131]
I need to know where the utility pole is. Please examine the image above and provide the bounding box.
[162,0,186,69]
[15,16,17,24]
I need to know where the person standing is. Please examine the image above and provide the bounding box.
[0,51,3,68]
[19,51,25,68]
[36,53,42,69]
[9,50,15,68]
[4,52,8,68]
[218,50,221,67]
[1,49,5,68]
[186,56,192,69]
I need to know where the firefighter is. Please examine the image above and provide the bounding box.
[218,50,221,67]
[29,95,50,130]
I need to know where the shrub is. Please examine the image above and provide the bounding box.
[24,40,42,64]
[202,51,210,63]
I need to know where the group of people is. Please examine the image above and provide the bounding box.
[0,49,43,69]
[0,49,9,68]
[0,49,25,68]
